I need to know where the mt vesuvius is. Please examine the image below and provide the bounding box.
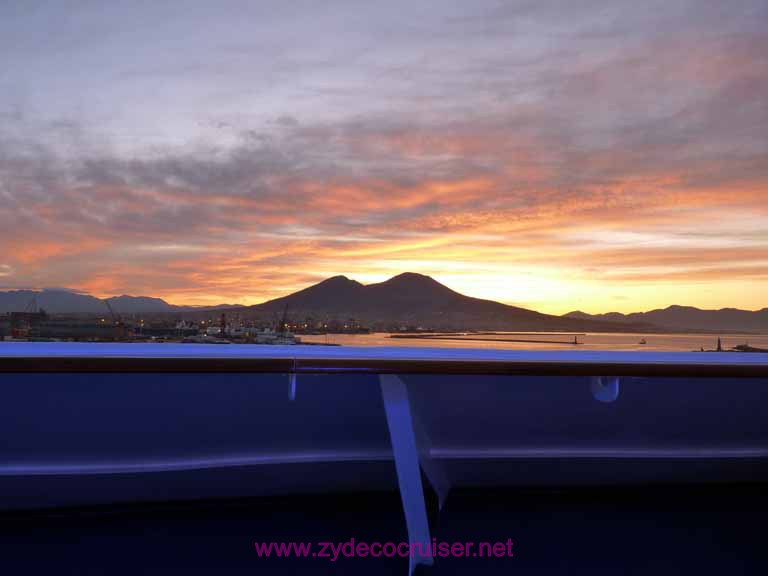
[239,273,652,332]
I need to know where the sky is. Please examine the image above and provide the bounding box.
[0,0,766,314]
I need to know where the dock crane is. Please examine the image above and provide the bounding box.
[273,305,291,335]
[103,299,128,340]
[10,296,47,339]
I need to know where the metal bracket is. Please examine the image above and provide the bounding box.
[591,375,620,403]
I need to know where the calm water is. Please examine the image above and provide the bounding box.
[302,332,768,352]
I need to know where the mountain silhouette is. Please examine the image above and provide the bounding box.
[0,289,235,315]
[3,275,765,332]
[564,305,768,332]
[245,272,652,331]
[0,289,107,314]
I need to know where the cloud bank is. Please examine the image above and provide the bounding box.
[0,0,766,312]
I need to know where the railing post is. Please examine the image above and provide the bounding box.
[380,374,434,574]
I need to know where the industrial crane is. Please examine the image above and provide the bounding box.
[103,299,128,340]
[10,296,47,339]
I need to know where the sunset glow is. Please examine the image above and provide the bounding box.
[1,1,766,314]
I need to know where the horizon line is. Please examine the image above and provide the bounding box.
[1,272,766,316]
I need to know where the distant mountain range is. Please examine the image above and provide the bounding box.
[564,305,768,333]
[0,290,236,315]
[2,275,766,333]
